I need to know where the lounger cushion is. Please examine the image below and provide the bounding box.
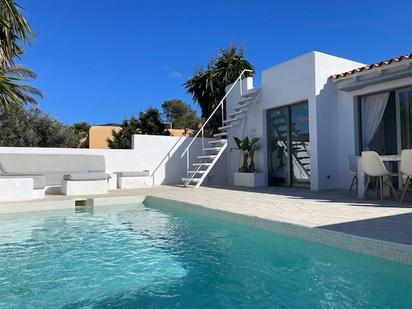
[117,171,150,177]
[63,172,110,181]
[0,174,46,189]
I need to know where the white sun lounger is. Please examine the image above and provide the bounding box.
[61,172,110,195]
[116,170,151,189]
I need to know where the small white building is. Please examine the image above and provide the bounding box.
[225,51,412,191]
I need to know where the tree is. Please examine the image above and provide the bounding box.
[184,45,254,131]
[0,0,41,110]
[138,107,167,135]
[162,99,199,129]
[72,121,91,148]
[108,107,169,149]
[108,116,140,149]
[0,106,79,147]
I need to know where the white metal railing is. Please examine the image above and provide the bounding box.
[180,69,253,170]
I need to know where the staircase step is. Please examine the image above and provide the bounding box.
[203,147,223,151]
[218,124,233,131]
[193,163,212,166]
[241,88,259,97]
[198,155,217,159]
[208,139,227,144]
[238,97,253,104]
[182,177,201,182]
[213,132,227,138]
[223,117,241,124]
[227,110,246,117]
[233,103,251,111]
[187,170,206,174]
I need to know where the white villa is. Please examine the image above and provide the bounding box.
[1,51,412,201]
[221,51,412,191]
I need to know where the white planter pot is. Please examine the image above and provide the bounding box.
[234,172,265,187]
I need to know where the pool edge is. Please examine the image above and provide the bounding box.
[144,195,412,266]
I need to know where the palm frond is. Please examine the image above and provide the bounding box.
[4,64,38,79]
[0,0,35,65]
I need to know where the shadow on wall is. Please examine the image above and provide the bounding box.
[316,78,341,190]
[152,136,188,185]
[148,136,226,186]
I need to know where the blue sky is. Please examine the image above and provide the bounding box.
[19,0,411,125]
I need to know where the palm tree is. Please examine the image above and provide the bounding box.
[0,0,40,110]
[0,0,35,66]
[183,65,217,118]
[184,46,254,132]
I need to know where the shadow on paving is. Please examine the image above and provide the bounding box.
[319,212,412,245]
[204,184,412,209]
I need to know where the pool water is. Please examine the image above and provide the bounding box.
[0,201,412,308]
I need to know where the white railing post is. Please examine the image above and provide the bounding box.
[240,73,243,96]
[186,149,189,171]
[201,128,204,153]
[221,102,224,125]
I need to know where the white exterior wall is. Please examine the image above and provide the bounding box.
[0,135,226,186]
[313,53,364,189]
[225,77,255,185]
[225,51,365,190]
[335,76,412,189]
[261,52,319,189]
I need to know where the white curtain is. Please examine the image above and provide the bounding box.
[361,92,390,150]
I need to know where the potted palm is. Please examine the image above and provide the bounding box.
[233,136,265,187]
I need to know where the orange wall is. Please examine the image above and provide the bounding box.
[89,126,122,149]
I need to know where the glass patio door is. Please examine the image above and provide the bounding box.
[267,107,290,186]
[267,102,310,187]
[290,103,310,185]
[398,88,412,150]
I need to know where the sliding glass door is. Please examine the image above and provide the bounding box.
[290,103,310,185]
[267,102,310,187]
[267,107,290,186]
[398,88,412,150]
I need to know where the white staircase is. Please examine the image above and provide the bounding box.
[181,70,261,187]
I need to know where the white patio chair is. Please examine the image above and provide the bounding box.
[400,149,412,203]
[347,155,358,195]
[361,151,398,201]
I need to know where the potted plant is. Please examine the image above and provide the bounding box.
[233,136,265,187]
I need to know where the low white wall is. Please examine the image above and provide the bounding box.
[0,146,138,172]
[0,135,227,186]
[131,135,227,186]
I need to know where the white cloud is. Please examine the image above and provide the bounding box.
[162,65,183,79]
[168,71,183,79]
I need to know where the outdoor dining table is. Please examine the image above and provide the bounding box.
[356,155,401,199]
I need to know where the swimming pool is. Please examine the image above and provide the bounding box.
[0,199,411,308]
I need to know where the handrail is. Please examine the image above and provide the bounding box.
[181,69,253,158]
